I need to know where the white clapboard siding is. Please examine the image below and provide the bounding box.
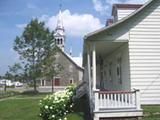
[129,1,160,105]
[117,9,136,21]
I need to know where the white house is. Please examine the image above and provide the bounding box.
[83,0,160,119]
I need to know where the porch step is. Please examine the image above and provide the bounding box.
[99,107,137,111]
[74,82,87,99]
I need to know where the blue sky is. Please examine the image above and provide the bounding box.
[0,0,148,75]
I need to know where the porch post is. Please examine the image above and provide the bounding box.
[87,48,91,97]
[92,43,97,90]
[135,90,141,110]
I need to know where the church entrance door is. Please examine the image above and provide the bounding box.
[54,78,60,86]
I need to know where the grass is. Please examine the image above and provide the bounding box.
[1,93,160,120]
[143,106,160,120]
[0,93,84,120]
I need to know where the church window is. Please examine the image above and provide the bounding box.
[57,39,60,44]
[69,79,74,84]
[61,39,63,44]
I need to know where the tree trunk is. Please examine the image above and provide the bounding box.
[51,78,54,93]
[33,79,37,92]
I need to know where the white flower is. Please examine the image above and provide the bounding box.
[70,105,73,108]
[64,117,67,120]
[59,119,62,120]
[45,105,48,109]
[50,106,53,109]
[52,115,55,118]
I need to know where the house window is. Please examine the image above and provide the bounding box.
[69,79,74,84]
[109,62,112,82]
[117,57,122,84]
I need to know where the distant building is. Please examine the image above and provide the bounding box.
[40,9,83,87]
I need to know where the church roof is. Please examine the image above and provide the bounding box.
[72,57,82,68]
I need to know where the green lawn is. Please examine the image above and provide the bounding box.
[143,106,160,120]
[1,93,159,120]
[0,94,84,120]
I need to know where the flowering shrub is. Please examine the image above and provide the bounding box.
[39,85,76,120]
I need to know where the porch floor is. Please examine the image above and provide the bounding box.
[94,109,143,119]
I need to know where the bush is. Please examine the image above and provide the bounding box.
[39,85,76,120]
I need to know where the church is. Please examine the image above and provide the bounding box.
[40,9,83,87]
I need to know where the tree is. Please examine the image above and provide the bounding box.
[42,46,63,92]
[14,19,47,91]
[13,18,60,92]
[8,63,22,81]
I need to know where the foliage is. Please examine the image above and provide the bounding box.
[39,85,76,120]
[8,63,22,81]
[13,18,59,92]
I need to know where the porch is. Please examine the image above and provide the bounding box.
[93,90,142,119]
[84,40,143,119]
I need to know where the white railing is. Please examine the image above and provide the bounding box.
[94,90,141,111]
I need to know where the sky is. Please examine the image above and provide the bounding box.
[0,0,148,75]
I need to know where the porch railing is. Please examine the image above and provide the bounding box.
[94,90,141,111]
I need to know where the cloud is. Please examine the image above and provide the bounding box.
[44,9,104,37]
[92,0,149,15]
[92,0,109,15]
[125,0,148,4]
[16,24,27,29]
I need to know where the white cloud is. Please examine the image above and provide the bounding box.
[93,0,149,14]
[45,9,104,37]
[16,24,27,29]
[16,10,104,37]
[125,0,148,4]
[92,0,109,14]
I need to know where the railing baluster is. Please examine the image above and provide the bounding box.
[114,93,116,107]
[94,90,140,110]
[104,93,107,108]
[99,93,102,108]
[117,93,120,107]
[128,93,131,107]
[107,93,110,107]
[125,93,128,106]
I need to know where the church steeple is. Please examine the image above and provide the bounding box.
[54,5,65,51]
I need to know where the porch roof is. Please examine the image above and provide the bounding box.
[94,41,127,58]
[82,41,127,66]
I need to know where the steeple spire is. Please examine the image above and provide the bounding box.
[54,3,66,51]
[56,4,64,29]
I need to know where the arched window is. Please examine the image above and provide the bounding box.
[61,39,63,44]
[57,39,60,44]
